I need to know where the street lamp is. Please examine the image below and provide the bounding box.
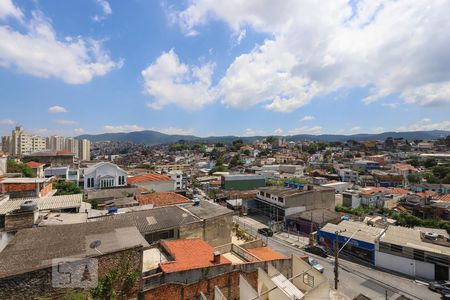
[334,229,361,290]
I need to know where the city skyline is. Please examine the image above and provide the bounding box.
[1,0,450,137]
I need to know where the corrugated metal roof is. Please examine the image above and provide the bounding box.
[0,194,83,214]
[89,206,199,234]
[320,220,385,244]
[271,273,304,299]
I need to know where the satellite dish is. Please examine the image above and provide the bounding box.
[89,240,101,249]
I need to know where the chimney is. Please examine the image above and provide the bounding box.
[212,251,221,264]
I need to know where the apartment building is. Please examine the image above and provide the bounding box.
[339,168,359,183]
[1,127,47,156]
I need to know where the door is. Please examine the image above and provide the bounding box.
[435,264,449,281]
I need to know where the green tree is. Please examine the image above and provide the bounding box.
[265,136,278,143]
[407,173,421,184]
[54,181,82,195]
[443,173,450,184]
[423,172,440,184]
[432,166,450,180]
[424,158,437,169]
[6,160,34,177]
[135,163,155,170]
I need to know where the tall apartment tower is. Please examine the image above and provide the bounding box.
[2,126,47,156]
[65,138,79,157]
[78,139,91,161]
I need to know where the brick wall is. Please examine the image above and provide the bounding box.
[40,182,53,197]
[142,270,257,300]
[4,210,37,230]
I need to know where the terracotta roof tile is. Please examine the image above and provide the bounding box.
[436,194,450,201]
[137,192,191,207]
[160,239,231,273]
[25,161,44,168]
[247,247,288,261]
[128,173,172,184]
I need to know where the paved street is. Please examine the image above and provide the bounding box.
[235,216,440,300]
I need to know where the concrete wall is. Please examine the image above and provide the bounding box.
[286,189,335,211]
[135,181,175,193]
[375,251,416,278]
[203,214,233,247]
[0,157,6,176]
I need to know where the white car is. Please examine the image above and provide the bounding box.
[307,257,324,273]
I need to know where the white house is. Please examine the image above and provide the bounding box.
[168,170,184,190]
[83,162,127,190]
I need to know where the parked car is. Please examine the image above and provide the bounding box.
[303,245,328,257]
[429,281,450,294]
[307,257,324,273]
[257,227,273,237]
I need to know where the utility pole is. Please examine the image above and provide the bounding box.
[334,230,339,290]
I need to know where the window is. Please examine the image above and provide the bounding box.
[279,197,284,203]
[266,193,271,198]
[413,249,425,261]
[390,244,403,253]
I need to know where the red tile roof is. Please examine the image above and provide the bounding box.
[247,247,288,261]
[387,188,409,195]
[25,161,44,168]
[160,239,231,273]
[137,192,191,207]
[128,173,172,184]
[436,194,450,201]
[56,150,74,156]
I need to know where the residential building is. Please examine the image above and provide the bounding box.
[391,163,418,178]
[25,161,45,178]
[78,139,91,161]
[168,170,184,190]
[128,173,175,192]
[83,162,128,190]
[0,177,54,198]
[0,221,148,299]
[352,160,380,172]
[0,155,6,176]
[339,168,359,183]
[2,127,47,156]
[44,166,80,184]
[26,150,75,167]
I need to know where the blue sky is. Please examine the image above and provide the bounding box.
[0,0,450,137]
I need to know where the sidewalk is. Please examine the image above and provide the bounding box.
[274,231,310,248]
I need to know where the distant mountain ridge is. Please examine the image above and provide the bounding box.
[76,130,450,145]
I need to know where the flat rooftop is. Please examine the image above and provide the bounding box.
[178,200,233,219]
[380,226,450,256]
[258,186,330,198]
[321,220,385,244]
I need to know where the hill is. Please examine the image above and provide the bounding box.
[77,130,450,145]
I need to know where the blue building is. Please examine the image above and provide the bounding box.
[317,221,385,265]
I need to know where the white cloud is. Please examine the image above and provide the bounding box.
[288,126,322,135]
[172,0,450,111]
[142,49,215,110]
[48,105,67,113]
[158,127,194,135]
[273,128,283,135]
[398,119,450,131]
[55,119,77,125]
[102,124,144,133]
[371,127,384,133]
[381,103,399,109]
[0,3,122,84]
[93,0,112,22]
[243,128,256,136]
[73,128,84,134]
[300,115,315,122]
[0,118,16,125]
[350,126,361,133]
[0,0,23,21]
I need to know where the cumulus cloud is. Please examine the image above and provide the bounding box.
[398,119,450,131]
[243,128,256,136]
[288,126,322,135]
[55,119,77,125]
[300,115,315,122]
[0,2,121,84]
[102,124,144,133]
[48,105,67,113]
[93,0,112,22]
[273,128,283,135]
[371,127,384,133]
[73,128,84,134]
[158,127,195,135]
[171,0,450,111]
[0,118,16,125]
[350,126,361,133]
[0,0,23,21]
[142,49,215,110]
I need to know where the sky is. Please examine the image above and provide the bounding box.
[0,0,450,138]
